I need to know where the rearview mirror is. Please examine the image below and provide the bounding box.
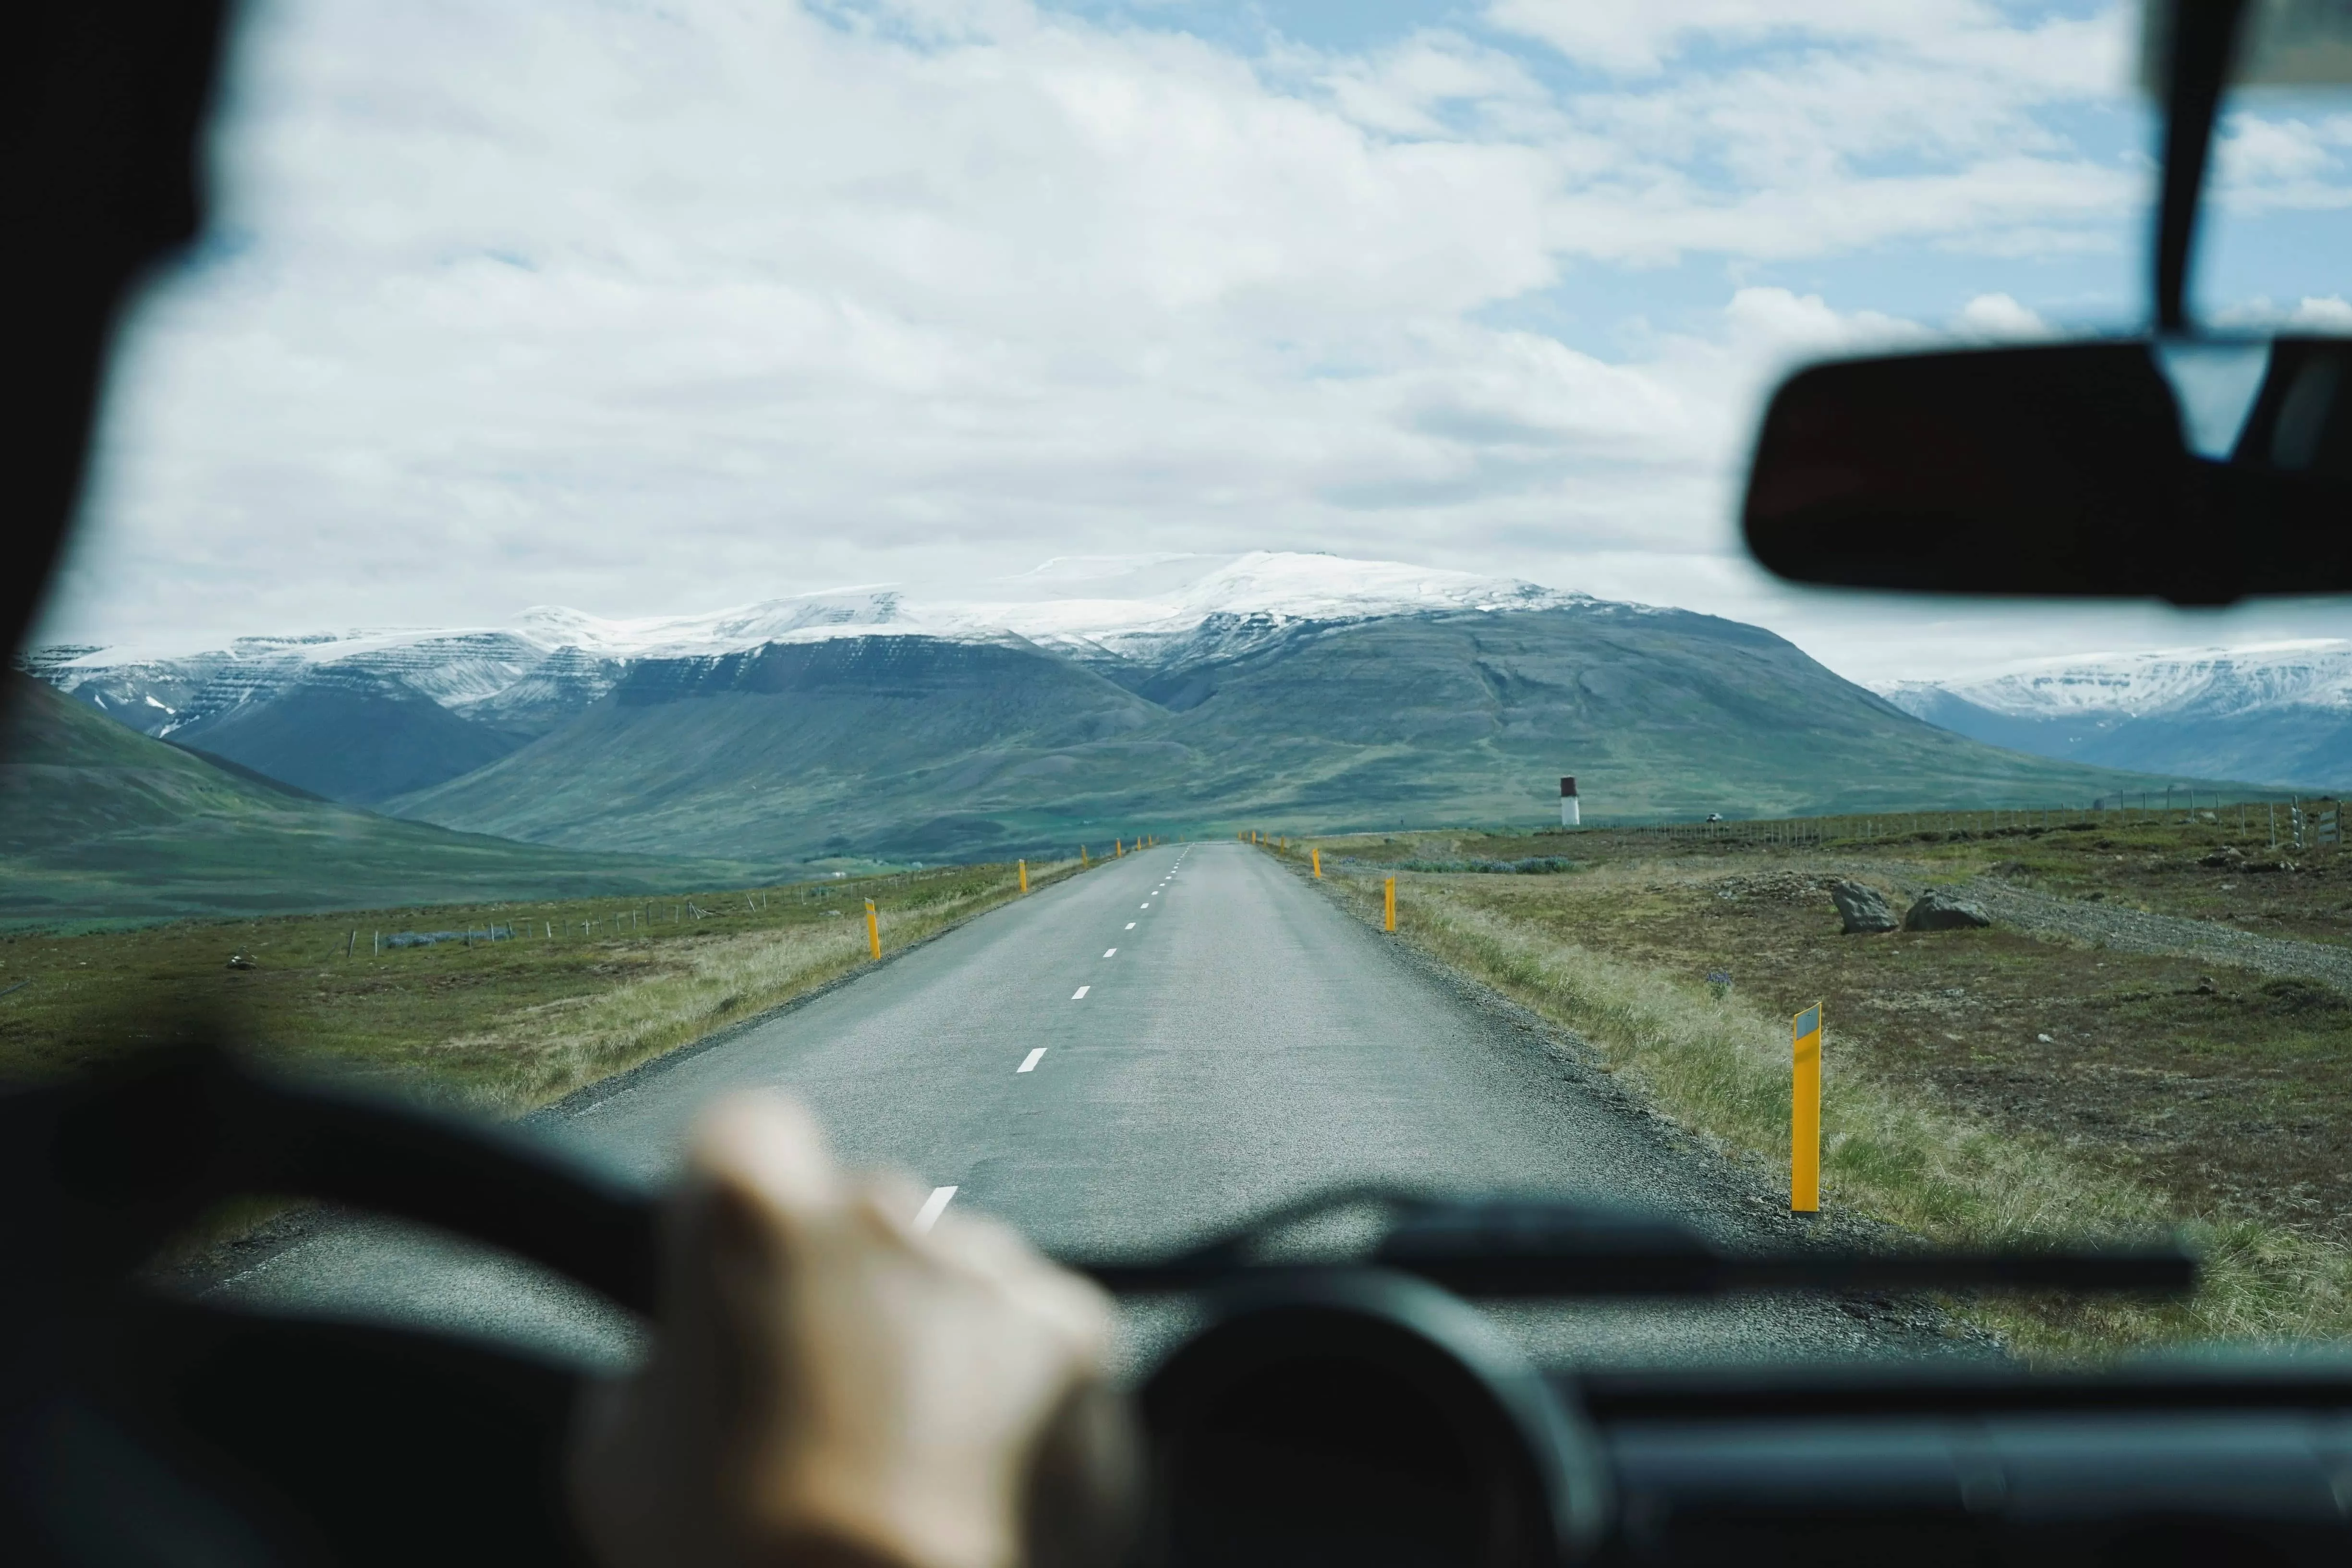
[1741,337,2352,603]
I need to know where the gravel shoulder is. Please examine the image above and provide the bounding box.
[1964,876,2352,994]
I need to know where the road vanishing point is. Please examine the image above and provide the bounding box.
[212,841,1944,1370]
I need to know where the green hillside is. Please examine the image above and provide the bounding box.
[387,608,2237,863]
[0,674,745,922]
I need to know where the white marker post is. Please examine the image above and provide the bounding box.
[1560,775,1581,828]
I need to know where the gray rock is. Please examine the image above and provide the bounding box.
[1904,888,1992,931]
[1830,880,1898,934]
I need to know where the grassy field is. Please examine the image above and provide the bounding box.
[1283,810,2352,1355]
[0,857,1084,1116]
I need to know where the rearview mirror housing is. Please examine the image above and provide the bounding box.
[1741,338,2352,603]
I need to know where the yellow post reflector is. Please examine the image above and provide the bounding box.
[1792,1003,1822,1214]
[1018,859,1028,893]
[1384,876,1396,933]
[865,899,882,961]
[1115,839,1123,856]
[1312,847,1321,878]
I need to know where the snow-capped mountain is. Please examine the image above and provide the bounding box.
[1877,641,2352,790]
[36,552,1585,678]
[476,552,1589,665]
[20,552,1601,802]
[18,550,2228,863]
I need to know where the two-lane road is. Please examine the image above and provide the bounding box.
[215,841,1931,1367]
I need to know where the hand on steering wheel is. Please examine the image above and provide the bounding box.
[567,1094,1137,1568]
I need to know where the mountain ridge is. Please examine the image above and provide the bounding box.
[19,552,1605,806]
[386,605,2233,863]
[1879,640,2352,790]
[23,552,2267,867]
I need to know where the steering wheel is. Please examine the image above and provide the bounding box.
[0,1046,1616,1568]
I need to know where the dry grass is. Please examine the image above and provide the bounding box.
[419,873,1040,1113]
[1307,854,2352,1357]
[3,858,1085,1117]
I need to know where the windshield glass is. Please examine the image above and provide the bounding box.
[10,0,2352,1374]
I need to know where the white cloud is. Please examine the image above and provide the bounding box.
[2211,111,2352,211]
[1480,0,2125,83]
[2294,294,2352,328]
[1952,291,2052,338]
[35,0,2352,682]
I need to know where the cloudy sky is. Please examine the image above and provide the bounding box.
[33,0,2352,680]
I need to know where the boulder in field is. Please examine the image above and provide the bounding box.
[1830,881,1898,934]
[1904,889,1992,931]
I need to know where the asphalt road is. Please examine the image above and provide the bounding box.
[210,842,1944,1371]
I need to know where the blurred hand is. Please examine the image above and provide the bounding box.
[567,1094,1136,1568]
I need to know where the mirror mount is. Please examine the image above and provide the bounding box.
[1739,6,2352,605]
[2154,0,2253,333]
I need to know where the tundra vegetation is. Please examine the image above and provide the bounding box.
[1291,810,2352,1356]
[0,859,1076,1116]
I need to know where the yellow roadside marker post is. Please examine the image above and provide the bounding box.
[1792,1003,1823,1215]
[1082,846,1089,866]
[1384,876,1396,933]
[1018,860,1028,893]
[865,899,882,961]
[1116,839,1123,857]
[1312,848,1321,878]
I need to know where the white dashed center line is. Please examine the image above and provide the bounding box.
[1018,1048,1047,1073]
[1103,948,1117,958]
[1140,903,1150,909]
[914,1186,958,1232]
[1125,922,1136,930]
[1071,985,1090,999]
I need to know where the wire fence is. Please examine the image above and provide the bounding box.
[1620,797,2342,853]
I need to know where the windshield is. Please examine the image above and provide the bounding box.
[8,0,2352,1375]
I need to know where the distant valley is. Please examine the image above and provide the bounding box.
[0,674,747,922]
[23,553,2246,873]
